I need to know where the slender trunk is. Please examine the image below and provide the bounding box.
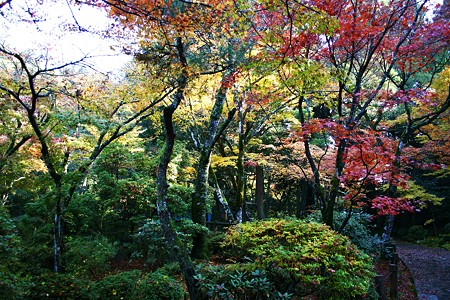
[236,131,245,223]
[156,107,198,297]
[28,111,67,272]
[155,37,199,299]
[53,197,63,273]
[298,94,333,227]
[296,179,308,218]
[191,153,210,258]
[233,93,246,223]
[192,153,210,227]
[214,189,234,223]
[323,140,347,229]
[338,205,353,233]
[265,173,271,217]
[255,165,265,220]
[382,139,405,242]
[382,215,395,243]
[210,167,234,222]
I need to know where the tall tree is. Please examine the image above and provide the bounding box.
[104,0,232,295]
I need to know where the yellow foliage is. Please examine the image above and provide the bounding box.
[399,180,444,208]
[432,66,450,96]
[211,155,237,168]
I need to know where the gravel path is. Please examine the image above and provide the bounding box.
[396,241,450,300]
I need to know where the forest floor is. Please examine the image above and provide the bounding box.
[396,241,450,300]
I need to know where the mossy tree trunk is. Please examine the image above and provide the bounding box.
[191,73,236,259]
[155,37,200,299]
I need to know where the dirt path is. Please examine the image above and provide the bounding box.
[396,241,450,300]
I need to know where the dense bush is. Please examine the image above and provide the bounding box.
[88,270,142,300]
[87,269,184,300]
[132,269,185,300]
[132,218,207,267]
[65,235,117,276]
[407,225,428,242]
[27,272,91,300]
[15,200,54,272]
[218,219,375,299]
[0,207,24,299]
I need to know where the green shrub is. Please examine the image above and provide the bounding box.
[407,225,428,242]
[442,223,450,234]
[306,210,380,254]
[219,219,375,299]
[16,201,54,273]
[0,207,25,299]
[88,270,142,300]
[195,264,291,300]
[421,235,450,250]
[206,231,226,255]
[132,218,207,267]
[0,271,33,300]
[87,269,184,300]
[27,272,91,300]
[65,235,117,276]
[132,270,185,300]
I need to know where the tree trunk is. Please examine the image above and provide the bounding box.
[255,165,265,220]
[211,167,234,222]
[158,105,199,300]
[191,79,235,258]
[191,153,210,258]
[296,180,308,218]
[236,135,245,223]
[235,99,246,223]
[53,198,63,273]
[155,37,200,299]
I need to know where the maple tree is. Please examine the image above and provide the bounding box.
[258,0,450,233]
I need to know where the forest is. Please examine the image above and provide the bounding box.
[1,0,449,299]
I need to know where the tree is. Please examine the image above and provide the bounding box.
[104,0,229,296]
[0,92,32,202]
[271,0,450,230]
[0,43,171,272]
[189,70,237,258]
